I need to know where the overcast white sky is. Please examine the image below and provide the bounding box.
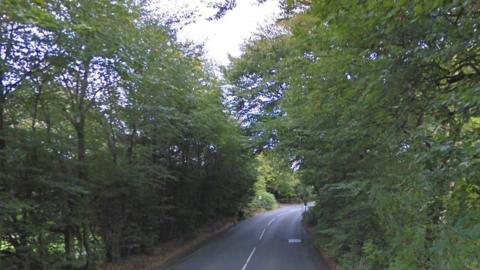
[151,0,282,66]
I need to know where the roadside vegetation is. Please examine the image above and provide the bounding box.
[2,1,479,270]
[1,1,256,269]
[228,0,480,269]
[245,151,316,215]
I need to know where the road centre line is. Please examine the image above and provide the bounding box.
[241,247,256,270]
[268,218,275,226]
[259,228,266,240]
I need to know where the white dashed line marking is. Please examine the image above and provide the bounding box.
[259,228,266,240]
[268,218,275,226]
[241,247,256,270]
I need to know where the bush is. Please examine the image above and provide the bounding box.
[246,190,277,214]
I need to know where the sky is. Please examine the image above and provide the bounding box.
[151,0,282,66]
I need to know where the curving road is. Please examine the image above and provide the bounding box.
[161,204,330,270]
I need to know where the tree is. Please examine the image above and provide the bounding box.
[228,1,480,269]
[0,1,257,269]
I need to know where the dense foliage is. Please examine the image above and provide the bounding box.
[246,172,277,214]
[228,0,480,269]
[247,151,313,213]
[256,152,305,202]
[0,1,255,269]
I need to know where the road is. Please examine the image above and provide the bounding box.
[162,204,330,270]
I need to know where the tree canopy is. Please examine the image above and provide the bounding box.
[2,1,479,270]
[228,0,479,269]
[1,1,255,269]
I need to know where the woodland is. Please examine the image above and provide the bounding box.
[1,1,479,270]
[228,1,479,269]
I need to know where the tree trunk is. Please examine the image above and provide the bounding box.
[105,197,123,263]
[102,117,118,164]
[105,224,121,263]
[38,231,47,270]
[76,118,86,181]
[0,95,5,169]
[65,227,74,270]
[82,223,92,269]
[127,125,136,164]
[75,117,93,269]
[23,256,30,270]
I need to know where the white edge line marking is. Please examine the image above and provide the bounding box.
[259,228,266,240]
[241,247,256,270]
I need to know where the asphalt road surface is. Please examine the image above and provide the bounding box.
[162,204,330,270]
